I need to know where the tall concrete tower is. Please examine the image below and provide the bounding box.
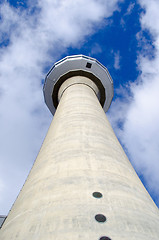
[0,55,159,240]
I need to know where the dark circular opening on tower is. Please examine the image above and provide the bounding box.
[92,192,103,198]
[99,237,111,240]
[95,214,106,223]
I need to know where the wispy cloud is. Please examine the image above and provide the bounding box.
[120,2,135,29]
[90,43,102,56]
[125,2,135,16]
[114,51,121,70]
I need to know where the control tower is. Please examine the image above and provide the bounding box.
[0,55,159,240]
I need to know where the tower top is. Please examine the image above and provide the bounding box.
[43,55,114,115]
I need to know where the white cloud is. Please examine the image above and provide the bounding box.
[0,0,121,214]
[114,50,121,70]
[109,0,159,205]
[120,2,135,29]
[90,43,102,55]
[138,0,159,36]
[125,2,135,16]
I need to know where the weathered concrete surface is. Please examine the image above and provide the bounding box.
[1,76,159,240]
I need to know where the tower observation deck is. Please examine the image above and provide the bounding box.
[0,55,159,240]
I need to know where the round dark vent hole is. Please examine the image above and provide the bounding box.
[95,214,106,222]
[92,192,103,198]
[99,237,111,240]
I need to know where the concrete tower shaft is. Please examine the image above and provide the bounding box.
[0,55,159,240]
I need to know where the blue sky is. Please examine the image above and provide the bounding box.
[0,0,159,215]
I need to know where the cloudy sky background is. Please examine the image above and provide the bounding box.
[0,0,159,215]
